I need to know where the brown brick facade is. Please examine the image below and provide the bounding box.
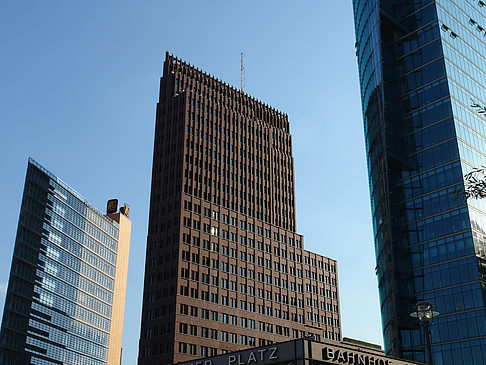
[138,52,340,364]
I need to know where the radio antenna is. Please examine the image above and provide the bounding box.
[240,52,245,92]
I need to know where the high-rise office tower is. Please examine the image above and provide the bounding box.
[353,0,486,363]
[0,159,132,365]
[138,52,341,364]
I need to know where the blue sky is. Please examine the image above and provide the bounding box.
[0,1,382,363]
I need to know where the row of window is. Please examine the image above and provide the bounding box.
[48,179,119,239]
[182,159,293,215]
[178,284,339,315]
[177,74,290,138]
[183,93,294,226]
[175,330,341,358]
[29,318,108,360]
[184,114,291,170]
[33,286,110,331]
[184,133,293,184]
[46,211,117,269]
[181,245,316,272]
[181,186,287,226]
[182,200,334,265]
[142,329,337,360]
[178,301,339,328]
[185,94,289,148]
[179,241,334,276]
[180,261,336,296]
[31,301,109,346]
[184,200,298,238]
[179,266,337,297]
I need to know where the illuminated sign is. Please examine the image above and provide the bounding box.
[106,199,118,214]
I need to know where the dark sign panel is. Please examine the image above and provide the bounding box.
[107,199,118,214]
[177,341,297,365]
[177,340,419,365]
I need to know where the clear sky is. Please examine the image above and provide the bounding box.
[0,1,383,363]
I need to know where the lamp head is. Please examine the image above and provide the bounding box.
[410,301,439,325]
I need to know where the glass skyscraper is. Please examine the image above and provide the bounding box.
[0,159,131,364]
[353,0,486,364]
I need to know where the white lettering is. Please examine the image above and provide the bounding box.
[336,350,345,362]
[228,355,236,365]
[347,352,354,364]
[356,354,365,365]
[258,349,267,361]
[269,347,278,360]
[324,347,334,360]
[320,346,395,365]
[248,352,257,363]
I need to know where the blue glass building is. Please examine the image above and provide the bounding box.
[0,159,131,364]
[353,0,486,363]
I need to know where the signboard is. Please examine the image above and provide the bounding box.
[120,203,130,218]
[322,346,392,365]
[177,340,418,365]
[319,344,414,365]
[107,199,118,214]
[178,341,297,365]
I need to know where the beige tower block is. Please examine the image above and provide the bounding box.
[106,212,132,365]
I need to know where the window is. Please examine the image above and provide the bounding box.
[221,331,229,342]
[201,346,209,357]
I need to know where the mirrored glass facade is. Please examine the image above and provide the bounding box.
[353,0,486,364]
[0,159,121,364]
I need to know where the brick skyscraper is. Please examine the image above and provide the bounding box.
[138,52,340,364]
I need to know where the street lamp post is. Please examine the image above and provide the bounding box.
[410,301,439,365]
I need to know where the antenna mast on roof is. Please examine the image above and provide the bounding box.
[240,52,245,92]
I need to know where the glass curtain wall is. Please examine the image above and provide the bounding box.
[353,1,486,363]
[0,160,119,365]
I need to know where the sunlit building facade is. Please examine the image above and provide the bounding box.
[353,0,486,363]
[0,159,131,364]
[137,53,341,364]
